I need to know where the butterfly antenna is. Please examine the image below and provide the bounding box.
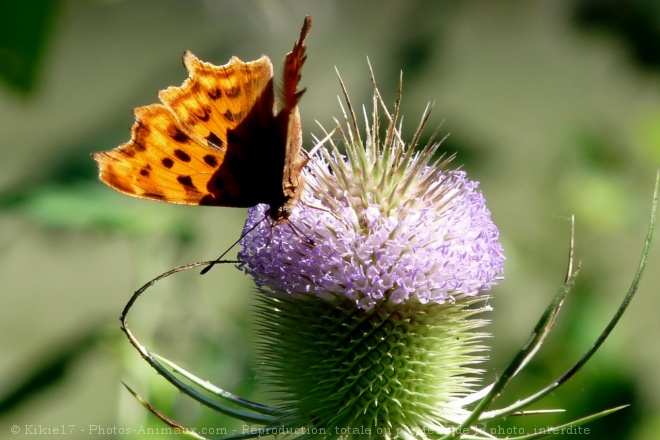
[200,212,269,275]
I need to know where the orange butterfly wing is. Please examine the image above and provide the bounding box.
[92,16,312,213]
[92,53,279,207]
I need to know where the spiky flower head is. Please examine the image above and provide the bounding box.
[237,77,504,438]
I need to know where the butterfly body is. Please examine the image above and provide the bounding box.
[93,17,311,223]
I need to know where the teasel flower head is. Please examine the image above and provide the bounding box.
[236,75,505,437]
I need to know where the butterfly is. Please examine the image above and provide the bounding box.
[92,16,311,224]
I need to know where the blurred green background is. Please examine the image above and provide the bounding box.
[1,0,659,438]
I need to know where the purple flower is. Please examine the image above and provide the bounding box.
[239,120,503,312]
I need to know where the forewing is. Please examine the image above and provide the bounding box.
[93,53,277,207]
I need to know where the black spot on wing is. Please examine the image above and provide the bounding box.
[177,175,197,191]
[207,87,222,100]
[174,149,191,162]
[162,157,174,168]
[204,154,218,168]
[170,127,189,143]
[206,132,223,148]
